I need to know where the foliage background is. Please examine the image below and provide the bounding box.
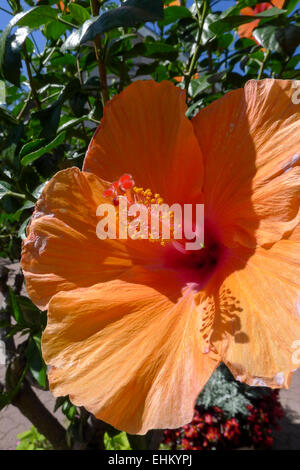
[0,0,299,450]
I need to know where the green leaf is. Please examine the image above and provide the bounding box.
[33,79,81,138]
[202,13,218,44]
[57,116,87,133]
[17,430,33,440]
[60,18,96,51]
[189,72,226,99]
[218,33,234,49]
[125,41,178,60]
[9,288,24,324]
[21,132,66,165]
[145,41,178,59]
[254,23,300,54]
[36,104,63,140]
[62,0,164,50]
[16,426,52,450]
[69,3,90,24]
[0,6,56,86]
[256,7,286,18]
[0,180,24,200]
[69,92,87,117]
[19,139,46,159]
[0,392,11,411]
[276,24,300,55]
[253,25,281,52]
[0,181,12,200]
[54,396,67,412]
[18,216,31,241]
[0,25,31,86]
[0,106,18,125]
[16,297,43,327]
[285,0,299,14]
[0,7,57,85]
[16,6,58,29]
[26,336,47,389]
[159,6,192,26]
[45,21,67,40]
[61,398,77,421]
[104,432,131,450]
[0,13,24,85]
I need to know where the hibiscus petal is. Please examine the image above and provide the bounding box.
[237,19,259,40]
[192,79,300,248]
[83,80,204,204]
[42,268,219,434]
[211,237,300,388]
[240,7,255,15]
[271,0,285,7]
[21,167,153,310]
[238,8,257,40]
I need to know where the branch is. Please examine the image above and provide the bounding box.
[90,0,109,105]
[0,265,15,363]
[22,44,41,111]
[1,265,67,449]
[11,380,69,450]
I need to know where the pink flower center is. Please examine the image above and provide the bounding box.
[103,175,228,288]
[163,220,228,288]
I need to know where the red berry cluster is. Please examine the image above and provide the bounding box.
[163,391,283,450]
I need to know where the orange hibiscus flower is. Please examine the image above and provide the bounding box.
[21,79,300,434]
[165,0,181,6]
[173,73,199,83]
[238,0,285,40]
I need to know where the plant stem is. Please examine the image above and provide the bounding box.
[208,44,215,93]
[88,116,100,125]
[0,5,12,15]
[23,45,41,111]
[76,56,83,85]
[90,0,109,105]
[185,0,208,93]
[16,90,32,120]
[257,49,270,80]
[57,16,79,29]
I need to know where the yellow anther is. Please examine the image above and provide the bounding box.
[157,198,164,204]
